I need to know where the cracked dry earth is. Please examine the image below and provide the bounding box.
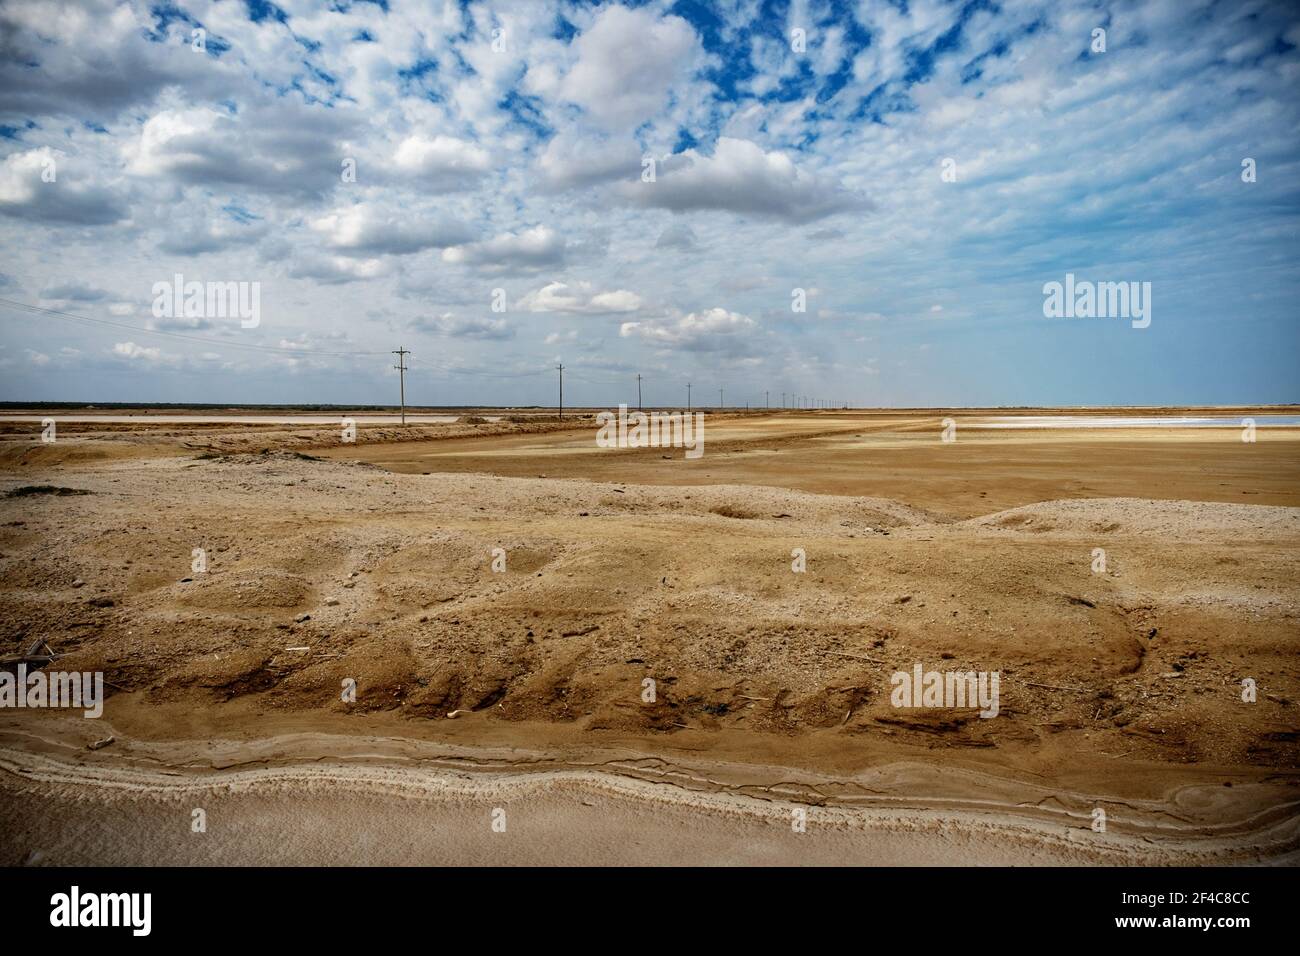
[1,429,1298,865]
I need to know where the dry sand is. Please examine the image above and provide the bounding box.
[1,409,1297,865]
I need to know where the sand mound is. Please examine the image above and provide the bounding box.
[969,497,1300,540]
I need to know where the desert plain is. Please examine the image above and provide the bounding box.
[0,406,1297,865]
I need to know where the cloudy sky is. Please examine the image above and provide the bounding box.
[1,0,1297,407]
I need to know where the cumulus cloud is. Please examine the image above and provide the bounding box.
[537,133,641,191]
[558,6,704,130]
[310,206,474,256]
[442,225,565,272]
[0,0,244,121]
[517,280,642,314]
[620,308,760,355]
[411,313,513,340]
[287,254,392,285]
[0,148,127,225]
[627,138,866,224]
[391,135,491,191]
[125,104,356,201]
[111,341,166,363]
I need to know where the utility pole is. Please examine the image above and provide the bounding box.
[719,387,724,409]
[556,363,564,420]
[687,383,691,412]
[765,390,769,409]
[392,347,409,425]
[637,373,642,411]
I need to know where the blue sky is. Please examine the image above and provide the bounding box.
[0,0,1297,407]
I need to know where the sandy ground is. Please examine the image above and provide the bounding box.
[0,408,1297,865]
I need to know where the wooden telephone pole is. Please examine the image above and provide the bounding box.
[556,363,564,420]
[392,347,409,425]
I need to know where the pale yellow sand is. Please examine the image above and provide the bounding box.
[2,409,1297,865]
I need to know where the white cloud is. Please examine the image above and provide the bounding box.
[537,133,640,191]
[125,103,355,201]
[558,5,704,129]
[442,225,566,272]
[0,148,127,225]
[627,138,865,224]
[620,308,760,355]
[111,341,165,362]
[517,280,642,314]
[310,205,474,256]
[287,254,392,285]
[391,134,491,190]
[412,313,513,340]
